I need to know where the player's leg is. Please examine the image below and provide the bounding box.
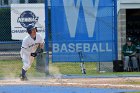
[29,56,34,65]
[20,55,30,81]
[20,56,35,81]
[131,56,139,71]
[124,56,129,71]
[20,69,27,81]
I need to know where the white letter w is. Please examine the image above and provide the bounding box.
[63,0,99,38]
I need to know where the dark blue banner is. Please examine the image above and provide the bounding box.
[51,0,117,62]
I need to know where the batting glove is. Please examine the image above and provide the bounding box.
[31,52,37,57]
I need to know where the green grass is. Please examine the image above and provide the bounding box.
[49,62,140,76]
[49,62,97,75]
[0,60,45,78]
[0,60,140,78]
[0,60,22,77]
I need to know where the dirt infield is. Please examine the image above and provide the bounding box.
[0,77,140,90]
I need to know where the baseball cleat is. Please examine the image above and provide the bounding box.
[20,74,28,81]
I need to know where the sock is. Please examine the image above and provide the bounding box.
[21,68,27,77]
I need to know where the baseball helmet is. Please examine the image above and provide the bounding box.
[27,24,37,34]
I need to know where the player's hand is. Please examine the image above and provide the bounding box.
[31,53,37,57]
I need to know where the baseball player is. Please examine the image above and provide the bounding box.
[122,37,138,71]
[20,24,44,81]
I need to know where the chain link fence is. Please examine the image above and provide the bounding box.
[0,2,139,80]
[0,5,98,79]
[0,6,21,78]
[0,5,47,78]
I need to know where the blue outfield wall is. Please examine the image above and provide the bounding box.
[50,0,117,62]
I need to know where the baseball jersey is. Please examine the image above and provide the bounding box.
[122,44,136,56]
[20,33,44,58]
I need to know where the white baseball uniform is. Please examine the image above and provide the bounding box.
[20,33,44,70]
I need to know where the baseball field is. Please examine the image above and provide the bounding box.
[0,59,140,91]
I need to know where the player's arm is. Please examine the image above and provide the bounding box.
[130,45,137,56]
[39,43,44,49]
[30,43,44,57]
